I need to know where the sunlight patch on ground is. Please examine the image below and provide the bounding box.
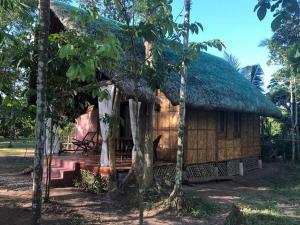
[0,147,34,155]
[240,207,299,225]
[208,195,240,201]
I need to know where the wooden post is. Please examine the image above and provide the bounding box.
[239,160,244,176]
[258,158,262,169]
[214,165,218,177]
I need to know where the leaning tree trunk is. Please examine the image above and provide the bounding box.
[144,40,154,189]
[169,0,190,211]
[32,0,50,224]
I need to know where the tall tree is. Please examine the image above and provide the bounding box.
[255,0,300,162]
[169,0,191,210]
[32,0,50,224]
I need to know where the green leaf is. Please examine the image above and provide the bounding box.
[257,5,267,21]
[254,2,261,12]
[271,14,283,31]
[195,22,204,31]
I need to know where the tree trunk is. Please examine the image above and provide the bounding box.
[144,102,154,188]
[290,76,296,162]
[294,79,299,161]
[169,0,190,211]
[8,83,15,148]
[136,101,146,225]
[44,117,54,203]
[32,0,49,224]
[108,88,120,190]
[144,40,154,189]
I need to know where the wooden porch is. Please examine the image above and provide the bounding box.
[46,152,175,187]
[53,153,131,175]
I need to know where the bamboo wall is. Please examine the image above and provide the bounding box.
[153,91,261,164]
[184,109,217,164]
[217,112,241,161]
[240,113,261,158]
[153,91,179,162]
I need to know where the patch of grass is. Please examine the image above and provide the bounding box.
[236,198,299,225]
[235,173,300,225]
[0,147,34,155]
[241,207,299,225]
[0,157,33,172]
[266,163,300,199]
[181,193,219,218]
[238,193,286,211]
[0,137,34,148]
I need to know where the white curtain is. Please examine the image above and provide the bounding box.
[98,85,115,166]
[129,99,141,165]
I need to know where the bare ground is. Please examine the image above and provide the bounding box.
[0,155,299,225]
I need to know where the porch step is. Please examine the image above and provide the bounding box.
[43,158,80,188]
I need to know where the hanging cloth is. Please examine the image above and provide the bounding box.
[129,99,141,165]
[98,85,115,166]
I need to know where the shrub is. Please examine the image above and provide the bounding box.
[74,169,106,194]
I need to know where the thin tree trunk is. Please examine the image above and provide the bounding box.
[32,0,50,224]
[136,101,146,225]
[169,0,190,211]
[144,102,154,188]
[8,83,15,148]
[144,40,154,189]
[108,88,120,190]
[290,76,296,162]
[295,79,299,161]
[44,116,54,203]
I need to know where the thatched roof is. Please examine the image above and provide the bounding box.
[50,1,156,103]
[162,50,281,117]
[50,0,280,118]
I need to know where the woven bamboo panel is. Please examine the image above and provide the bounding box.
[185,163,216,182]
[216,161,228,177]
[227,159,240,176]
[154,165,176,182]
[243,157,259,172]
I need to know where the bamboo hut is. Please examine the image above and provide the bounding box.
[50,1,281,182]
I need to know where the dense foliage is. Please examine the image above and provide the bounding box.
[257,0,300,161]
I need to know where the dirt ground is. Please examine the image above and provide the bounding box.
[0,155,299,225]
